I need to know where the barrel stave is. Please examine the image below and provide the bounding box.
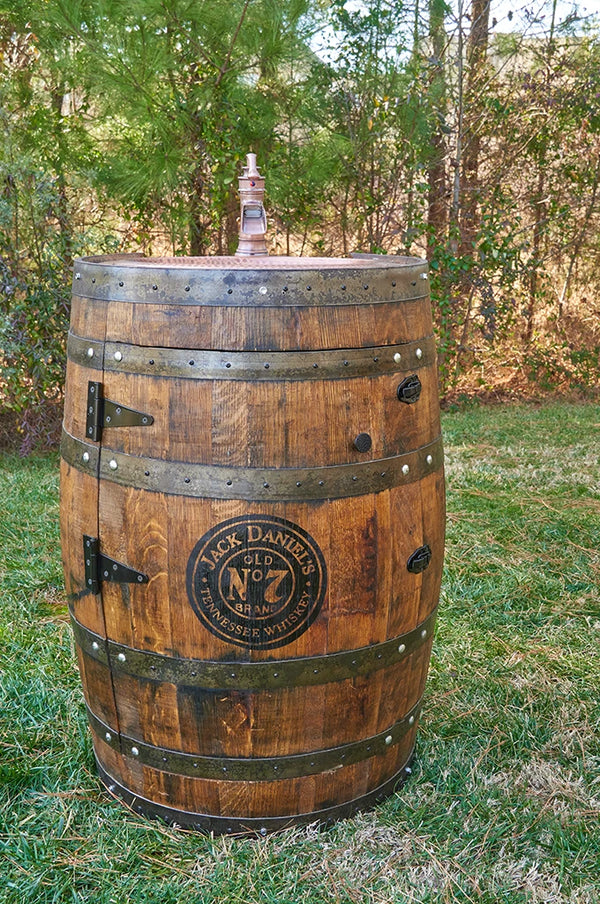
[73,289,433,352]
[92,645,429,758]
[90,489,443,660]
[61,254,445,830]
[82,366,439,466]
[90,711,418,821]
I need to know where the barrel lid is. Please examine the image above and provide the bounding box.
[76,254,423,270]
[72,254,429,307]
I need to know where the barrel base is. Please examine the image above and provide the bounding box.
[95,752,416,836]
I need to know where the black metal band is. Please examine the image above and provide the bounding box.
[94,754,415,835]
[67,335,104,370]
[61,430,100,476]
[70,606,437,690]
[88,700,421,782]
[60,427,443,500]
[72,255,429,307]
[67,331,437,381]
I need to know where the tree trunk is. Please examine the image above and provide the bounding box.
[50,84,74,271]
[426,0,448,258]
[189,164,207,256]
[525,168,546,344]
[449,0,465,254]
[459,0,490,256]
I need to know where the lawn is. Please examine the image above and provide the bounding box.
[1,401,599,904]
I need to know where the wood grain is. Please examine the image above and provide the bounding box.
[92,726,417,819]
[60,255,445,830]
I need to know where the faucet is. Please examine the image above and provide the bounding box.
[235,153,268,256]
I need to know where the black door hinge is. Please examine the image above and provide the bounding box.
[83,535,149,594]
[86,381,154,442]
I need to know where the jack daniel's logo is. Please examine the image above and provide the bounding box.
[186,515,327,649]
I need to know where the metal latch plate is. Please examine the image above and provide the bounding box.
[397,375,422,404]
[407,544,432,574]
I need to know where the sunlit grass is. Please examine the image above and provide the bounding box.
[1,401,599,903]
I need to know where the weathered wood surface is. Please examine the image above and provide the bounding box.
[60,254,445,831]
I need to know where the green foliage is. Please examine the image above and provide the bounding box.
[41,0,325,253]
[0,10,102,449]
[524,341,600,395]
[1,1,600,431]
[319,0,433,253]
[0,155,69,448]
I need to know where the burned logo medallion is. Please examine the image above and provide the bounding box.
[186,515,327,649]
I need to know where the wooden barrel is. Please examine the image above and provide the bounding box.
[60,254,445,834]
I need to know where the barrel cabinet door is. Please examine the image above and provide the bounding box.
[60,298,125,738]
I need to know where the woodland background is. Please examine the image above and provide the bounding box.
[1,0,599,452]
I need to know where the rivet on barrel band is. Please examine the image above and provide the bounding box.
[86,699,423,781]
[61,431,100,477]
[66,334,104,368]
[88,335,437,382]
[71,606,437,690]
[94,755,415,835]
[84,437,443,501]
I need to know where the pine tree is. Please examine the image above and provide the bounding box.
[36,0,323,254]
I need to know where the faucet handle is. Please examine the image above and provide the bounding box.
[243,153,261,179]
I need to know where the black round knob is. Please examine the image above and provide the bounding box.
[354,433,372,453]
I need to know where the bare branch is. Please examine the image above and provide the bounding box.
[215,0,252,88]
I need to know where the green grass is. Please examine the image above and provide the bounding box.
[1,401,599,903]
